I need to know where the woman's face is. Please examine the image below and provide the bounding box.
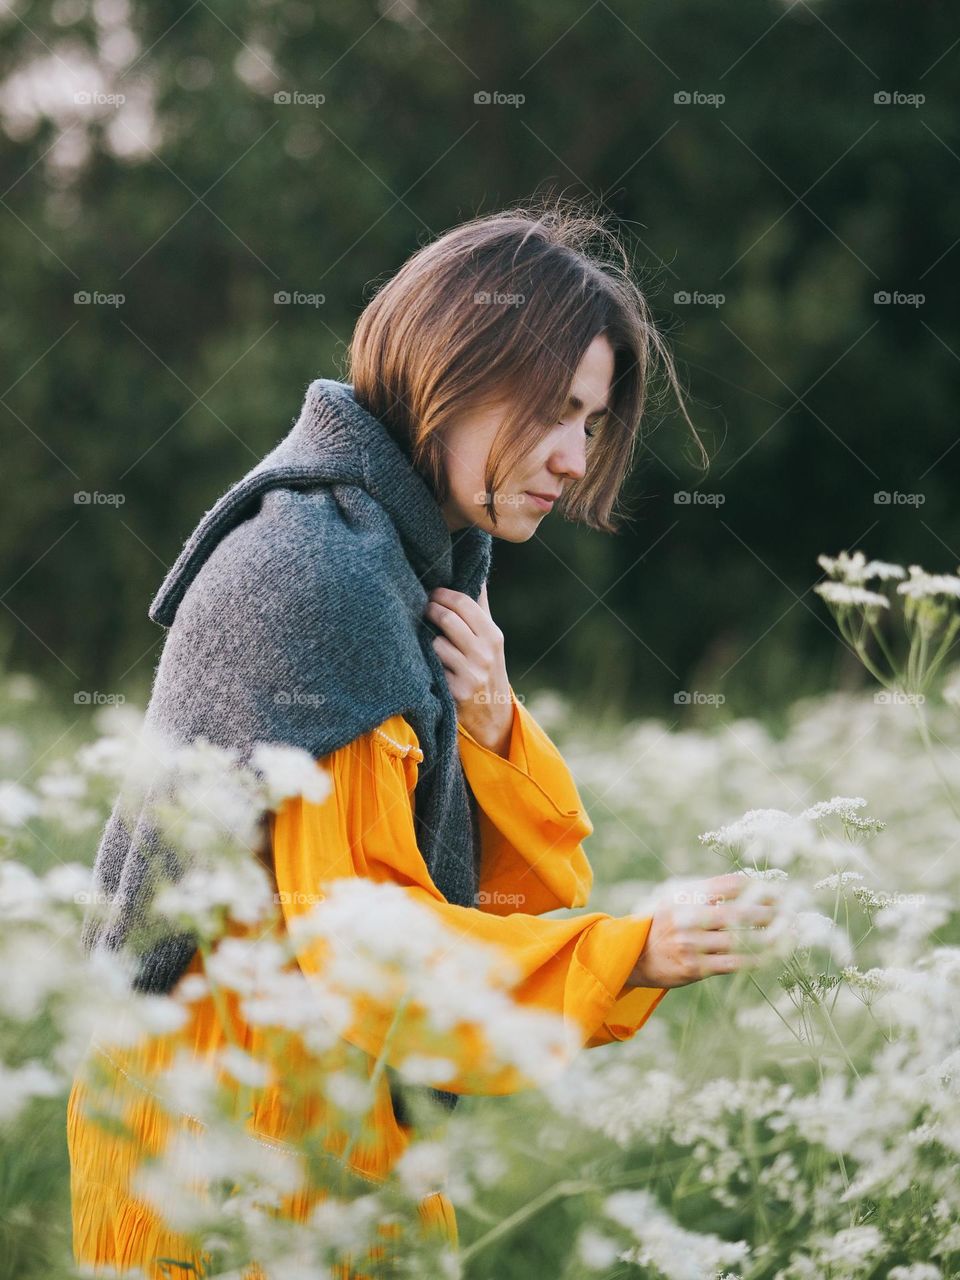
[438,333,615,540]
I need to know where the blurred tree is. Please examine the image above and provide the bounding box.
[1,0,957,727]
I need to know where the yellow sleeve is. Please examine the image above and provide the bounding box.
[270,713,667,1095]
[456,686,595,915]
[457,689,669,1046]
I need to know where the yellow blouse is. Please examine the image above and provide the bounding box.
[68,692,667,1278]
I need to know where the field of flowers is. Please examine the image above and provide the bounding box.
[2,551,959,1279]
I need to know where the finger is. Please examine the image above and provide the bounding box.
[426,598,481,651]
[703,873,751,901]
[689,876,745,909]
[694,930,736,954]
[707,902,779,930]
[429,587,485,634]
[479,581,491,616]
[431,635,471,679]
[705,951,761,977]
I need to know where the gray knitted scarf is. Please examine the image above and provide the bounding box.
[81,376,493,1114]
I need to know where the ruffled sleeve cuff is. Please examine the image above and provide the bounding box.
[457,688,594,915]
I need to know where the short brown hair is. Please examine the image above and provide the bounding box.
[346,195,708,534]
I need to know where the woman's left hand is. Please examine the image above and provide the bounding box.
[424,582,515,755]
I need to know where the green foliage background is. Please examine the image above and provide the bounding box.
[2,0,958,725]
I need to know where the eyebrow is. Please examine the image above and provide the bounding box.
[568,394,610,420]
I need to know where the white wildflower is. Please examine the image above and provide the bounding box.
[0,930,77,1019]
[699,808,794,848]
[814,871,864,891]
[393,1139,450,1199]
[942,665,960,709]
[814,581,890,609]
[896,564,960,600]
[308,1192,384,1253]
[250,741,332,807]
[150,1050,222,1121]
[325,1069,373,1114]
[0,727,26,767]
[395,1054,458,1086]
[0,780,40,827]
[217,1045,272,1088]
[577,1227,622,1270]
[5,673,39,701]
[134,1123,304,1231]
[153,857,276,932]
[788,911,853,964]
[44,862,100,903]
[0,1060,61,1124]
[816,551,906,584]
[800,795,867,822]
[288,878,575,1086]
[35,768,86,804]
[818,1223,884,1267]
[604,1188,750,1279]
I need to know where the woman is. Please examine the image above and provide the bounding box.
[68,201,778,1278]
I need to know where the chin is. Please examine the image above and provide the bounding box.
[488,515,540,543]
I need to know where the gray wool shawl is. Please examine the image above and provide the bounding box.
[81,376,494,1114]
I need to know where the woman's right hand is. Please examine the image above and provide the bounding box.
[627,871,781,989]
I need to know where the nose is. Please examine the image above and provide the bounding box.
[548,419,589,482]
